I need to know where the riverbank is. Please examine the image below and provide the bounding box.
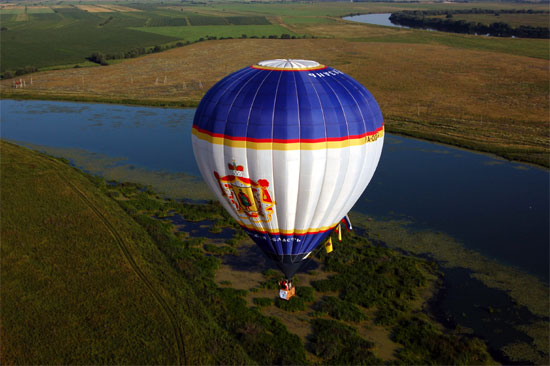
[3,91,546,169]
[1,37,548,168]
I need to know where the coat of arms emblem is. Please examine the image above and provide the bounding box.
[214,161,275,224]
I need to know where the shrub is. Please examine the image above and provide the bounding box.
[314,296,366,323]
[375,303,402,326]
[309,319,381,365]
[263,269,279,278]
[253,297,273,308]
[263,279,282,291]
[311,278,339,292]
[296,286,315,303]
[203,244,237,256]
[392,316,490,365]
[87,52,108,65]
[275,296,306,312]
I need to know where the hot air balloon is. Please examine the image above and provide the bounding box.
[192,59,384,293]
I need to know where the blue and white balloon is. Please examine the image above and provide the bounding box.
[192,59,384,278]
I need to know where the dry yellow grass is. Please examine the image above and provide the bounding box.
[0,4,21,9]
[74,5,113,13]
[165,6,244,16]
[98,4,141,12]
[2,38,547,165]
[14,12,28,21]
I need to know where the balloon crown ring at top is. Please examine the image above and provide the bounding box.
[251,59,327,71]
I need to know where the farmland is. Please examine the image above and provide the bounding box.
[0,10,179,72]
[2,36,548,167]
[131,24,296,41]
[1,1,548,73]
[0,5,294,73]
[0,0,548,168]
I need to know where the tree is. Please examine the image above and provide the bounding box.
[87,52,108,66]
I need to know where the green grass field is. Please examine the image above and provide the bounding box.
[201,1,549,17]
[0,141,254,365]
[444,13,550,28]
[282,16,336,25]
[131,24,296,41]
[358,27,549,59]
[1,1,548,73]
[0,10,179,72]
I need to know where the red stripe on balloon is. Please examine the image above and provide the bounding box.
[192,124,384,144]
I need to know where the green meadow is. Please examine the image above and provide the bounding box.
[2,1,548,73]
[358,28,549,60]
[131,24,296,41]
[1,141,498,364]
[0,10,178,72]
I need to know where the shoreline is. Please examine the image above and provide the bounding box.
[1,93,547,169]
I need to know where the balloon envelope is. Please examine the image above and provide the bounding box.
[192,59,384,278]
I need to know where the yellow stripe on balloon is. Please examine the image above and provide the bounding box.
[238,220,339,235]
[192,127,384,151]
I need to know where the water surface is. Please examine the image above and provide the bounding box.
[1,99,548,281]
[343,13,409,28]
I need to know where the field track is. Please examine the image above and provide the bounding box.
[48,157,187,365]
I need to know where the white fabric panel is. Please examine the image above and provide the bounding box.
[257,59,321,69]
[322,143,362,226]
[272,149,300,231]
[294,149,327,230]
[327,137,384,225]
[193,135,383,234]
[308,146,350,229]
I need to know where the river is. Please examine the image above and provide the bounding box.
[343,13,409,28]
[1,99,547,281]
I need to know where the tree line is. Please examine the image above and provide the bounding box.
[389,9,550,39]
[86,33,302,66]
[2,33,307,79]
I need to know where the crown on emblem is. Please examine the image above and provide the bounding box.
[228,160,244,172]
